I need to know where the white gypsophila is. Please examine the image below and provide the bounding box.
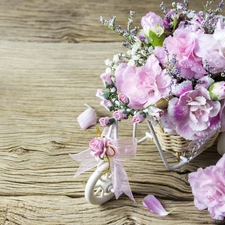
[111,87,116,92]
[127,49,132,56]
[105,67,112,74]
[133,55,140,60]
[105,59,112,66]
[113,54,120,63]
[128,59,135,66]
[115,100,120,106]
[141,50,147,56]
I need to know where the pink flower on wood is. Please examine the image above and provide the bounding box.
[77,108,97,130]
[143,194,170,216]
[188,154,225,220]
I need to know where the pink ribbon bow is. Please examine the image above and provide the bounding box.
[70,137,137,201]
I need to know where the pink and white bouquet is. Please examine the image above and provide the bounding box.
[97,0,225,141]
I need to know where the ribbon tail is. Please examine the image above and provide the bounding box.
[69,149,98,178]
[111,160,135,202]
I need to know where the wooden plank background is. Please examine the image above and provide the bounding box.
[0,0,224,224]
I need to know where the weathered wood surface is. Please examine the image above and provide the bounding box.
[0,1,224,225]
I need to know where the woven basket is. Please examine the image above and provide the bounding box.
[153,124,219,160]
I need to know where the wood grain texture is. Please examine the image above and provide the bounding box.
[0,0,221,43]
[0,0,225,224]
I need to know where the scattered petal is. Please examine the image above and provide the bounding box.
[142,194,170,216]
[77,107,97,130]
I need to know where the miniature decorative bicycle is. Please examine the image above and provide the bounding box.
[71,0,225,205]
[71,117,219,205]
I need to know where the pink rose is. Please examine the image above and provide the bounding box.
[164,27,206,79]
[132,113,145,124]
[89,137,107,159]
[115,55,171,110]
[100,73,112,87]
[99,117,110,126]
[209,81,225,100]
[113,110,127,120]
[141,12,164,36]
[118,92,129,104]
[188,154,225,220]
[167,87,221,140]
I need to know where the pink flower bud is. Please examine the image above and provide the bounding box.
[141,12,164,37]
[209,81,225,100]
[77,108,97,130]
[100,73,112,87]
[99,117,110,126]
[132,113,145,124]
[113,110,126,120]
[118,92,129,104]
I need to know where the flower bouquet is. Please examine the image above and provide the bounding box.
[71,0,225,220]
[97,0,225,162]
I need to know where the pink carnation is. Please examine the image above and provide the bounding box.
[115,55,171,110]
[195,19,225,74]
[167,87,221,140]
[164,27,206,79]
[188,154,225,220]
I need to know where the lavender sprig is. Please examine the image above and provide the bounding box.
[100,11,139,48]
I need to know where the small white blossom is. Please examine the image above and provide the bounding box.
[113,54,120,62]
[111,87,116,92]
[115,100,120,106]
[105,59,112,66]
[127,50,132,56]
[133,55,140,60]
[128,59,135,66]
[105,67,112,74]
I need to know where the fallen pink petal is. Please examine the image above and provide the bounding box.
[142,194,170,216]
[77,107,97,130]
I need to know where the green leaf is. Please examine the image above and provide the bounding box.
[102,92,111,99]
[148,30,165,47]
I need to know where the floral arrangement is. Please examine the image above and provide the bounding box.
[72,0,225,221]
[97,0,225,141]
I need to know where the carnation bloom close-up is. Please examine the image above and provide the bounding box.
[166,87,221,140]
[115,55,171,110]
[188,154,225,220]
